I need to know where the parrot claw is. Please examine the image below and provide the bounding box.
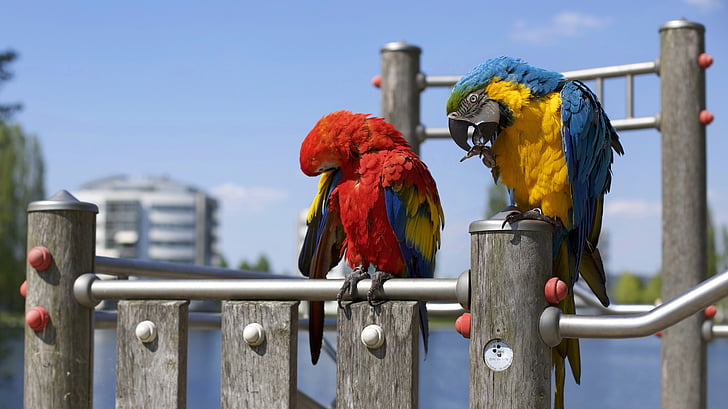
[459,144,496,168]
[368,271,395,306]
[502,208,562,229]
[337,267,370,309]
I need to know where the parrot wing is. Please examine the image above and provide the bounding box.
[560,80,621,288]
[298,169,345,365]
[382,153,443,279]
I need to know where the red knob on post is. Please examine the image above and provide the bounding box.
[26,306,50,331]
[371,74,382,88]
[544,277,568,305]
[699,110,714,125]
[704,305,717,319]
[455,312,471,338]
[19,280,27,298]
[698,53,713,69]
[28,246,52,271]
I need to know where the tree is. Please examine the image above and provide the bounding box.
[613,272,643,304]
[0,123,45,311]
[485,182,509,218]
[0,50,22,121]
[0,50,44,312]
[238,254,271,273]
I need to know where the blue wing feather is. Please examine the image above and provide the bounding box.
[560,80,620,283]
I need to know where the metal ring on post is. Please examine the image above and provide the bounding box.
[73,273,100,308]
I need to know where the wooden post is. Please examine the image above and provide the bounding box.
[468,216,552,409]
[336,301,419,409]
[116,300,189,409]
[380,41,422,154]
[659,19,707,409]
[220,301,299,409]
[24,190,98,409]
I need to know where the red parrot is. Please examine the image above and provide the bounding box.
[299,110,445,364]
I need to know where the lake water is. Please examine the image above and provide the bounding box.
[1,326,727,408]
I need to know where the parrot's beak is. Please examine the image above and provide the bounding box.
[448,118,499,152]
[448,117,473,151]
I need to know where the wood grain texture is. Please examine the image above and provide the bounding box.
[469,229,552,409]
[116,300,189,409]
[221,301,299,409]
[24,209,96,409]
[659,21,707,409]
[336,301,419,409]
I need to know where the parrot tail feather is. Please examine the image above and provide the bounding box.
[308,300,325,365]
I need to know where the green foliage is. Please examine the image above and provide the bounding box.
[238,254,271,273]
[0,50,22,121]
[641,274,661,304]
[0,122,45,311]
[485,182,509,218]
[613,272,644,304]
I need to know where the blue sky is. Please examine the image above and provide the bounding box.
[1,1,726,278]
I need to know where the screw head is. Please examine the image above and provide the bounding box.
[699,109,714,125]
[135,320,157,343]
[361,324,385,349]
[704,305,717,319]
[371,74,382,88]
[243,323,266,346]
[544,277,568,304]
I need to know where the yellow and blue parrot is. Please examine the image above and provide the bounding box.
[446,57,623,409]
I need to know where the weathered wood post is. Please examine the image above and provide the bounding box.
[336,301,420,409]
[380,41,422,154]
[221,301,299,409]
[24,190,98,409]
[469,213,553,409]
[116,300,189,409]
[659,19,707,409]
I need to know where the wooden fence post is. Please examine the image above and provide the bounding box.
[336,301,419,409]
[380,41,422,154]
[24,190,98,409]
[220,301,299,409]
[468,216,552,409]
[659,18,708,409]
[116,300,189,409]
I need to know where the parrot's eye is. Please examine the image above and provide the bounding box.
[468,93,479,103]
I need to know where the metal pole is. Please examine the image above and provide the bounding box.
[659,18,707,409]
[74,274,465,306]
[380,41,422,154]
[468,213,553,409]
[24,191,98,409]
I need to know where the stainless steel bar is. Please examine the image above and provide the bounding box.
[626,74,634,118]
[596,77,604,103]
[95,256,290,279]
[423,115,658,141]
[540,270,728,346]
[422,61,658,88]
[77,275,459,305]
[573,284,654,314]
[713,325,728,338]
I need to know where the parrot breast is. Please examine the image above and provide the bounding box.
[488,80,572,225]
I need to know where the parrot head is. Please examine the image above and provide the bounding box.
[446,56,565,152]
[300,110,408,176]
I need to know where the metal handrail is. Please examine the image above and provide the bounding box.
[95,256,289,280]
[573,283,654,315]
[540,270,728,347]
[423,60,659,88]
[75,273,470,308]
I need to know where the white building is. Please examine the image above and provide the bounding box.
[74,175,220,266]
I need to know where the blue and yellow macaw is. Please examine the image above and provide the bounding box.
[446,57,623,409]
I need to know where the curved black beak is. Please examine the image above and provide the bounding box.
[448,118,473,151]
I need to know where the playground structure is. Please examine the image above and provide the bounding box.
[21,19,725,409]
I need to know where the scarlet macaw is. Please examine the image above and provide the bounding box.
[299,110,445,364]
[446,57,623,409]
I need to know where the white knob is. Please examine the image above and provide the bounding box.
[243,323,266,346]
[361,324,385,349]
[135,320,157,343]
